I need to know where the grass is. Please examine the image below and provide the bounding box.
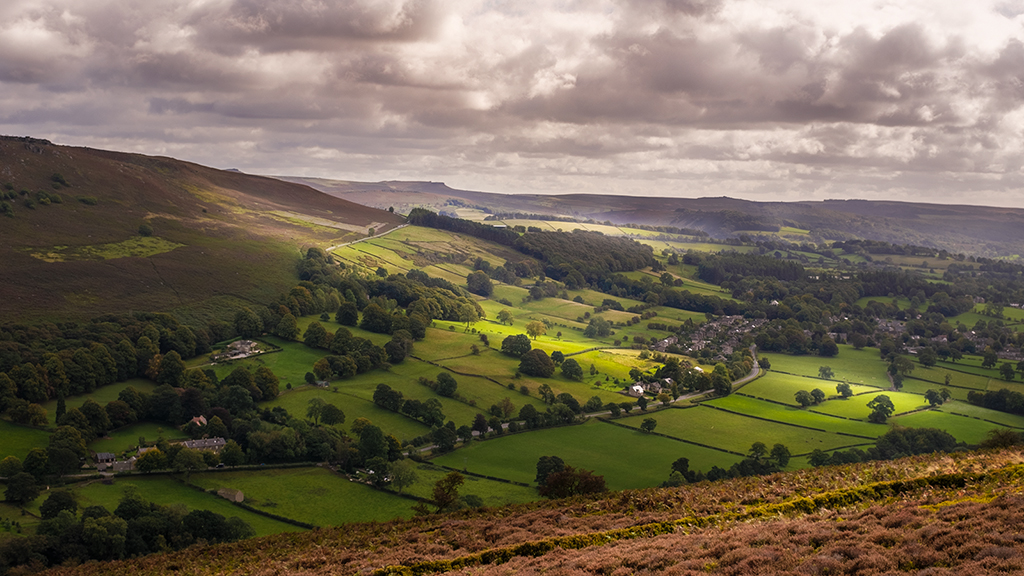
[937,400,1024,429]
[190,467,415,527]
[811,391,928,420]
[703,395,885,437]
[432,419,743,489]
[393,462,540,509]
[0,419,50,460]
[89,422,189,455]
[739,372,880,406]
[265,386,431,442]
[40,379,158,425]
[890,409,1008,445]
[764,346,891,388]
[25,236,185,262]
[57,475,301,537]
[613,407,869,456]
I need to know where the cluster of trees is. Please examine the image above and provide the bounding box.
[810,426,960,466]
[373,384,446,427]
[694,252,806,285]
[534,456,607,499]
[664,442,792,486]
[0,312,219,423]
[0,487,252,572]
[514,230,655,288]
[967,387,1024,415]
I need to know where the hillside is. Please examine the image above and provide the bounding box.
[0,137,403,323]
[278,176,1024,258]
[39,448,1024,576]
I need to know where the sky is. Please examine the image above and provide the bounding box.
[1,0,1024,206]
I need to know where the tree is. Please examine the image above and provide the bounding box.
[836,382,853,398]
[637,396,648,411]
[748,442,769,461]
[174,448,207,483]
[867,394,895,423]
[711,363,731,397]
[501,334,532,357]
[336,301,359,326]
[982,347,999,369]
[5,472,39,505]
[233,307,263,338]
[391,459,418,494]
[795,390,813,407]
[526,321,546,340]
[535,455,566,485]
[321,404,346,426]
[135,449,167,472]
[360,303,393,334]
[924,389,944,407]
[519,349,555,377]
[436,372,458,397]
[0,455,23,478]
[1001,362,1017,381]
[770,443,791,468]
[156,351,186,387]
[303,321,329,349]
[640,418,657,433]
[538,466,606,499]
[466,271,493,296]
[757,357,771,370]
[40,491,77,519]
[496,309,515,326]
[818,366,833,379]
[810,388,826,404]
[918,347,938,367]
[819,337,839,357]
[275,313,300,340]
[560,358,583,381]
[307,397,326,425]
[221,441,245,467]
[459,304,481,331]
[414,471,464,514]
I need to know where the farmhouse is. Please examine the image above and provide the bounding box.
[180,437,227,452]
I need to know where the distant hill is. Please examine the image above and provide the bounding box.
[279,176,1024,258]
[0,137,402,323]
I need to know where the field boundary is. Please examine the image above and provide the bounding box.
[596,417,746,456]
[701,402,875,440]
[938,409,1024,430]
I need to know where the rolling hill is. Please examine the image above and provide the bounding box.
[0,137,403,323]
[278,176,1024,258]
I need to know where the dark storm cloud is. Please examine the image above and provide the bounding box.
[0,0,1021,205]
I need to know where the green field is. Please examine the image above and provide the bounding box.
[764,346,891,388]
[739,372,879,406]
[613,407,870,456]
[55,476,301,537]
[265,386,432,442]
[432,419,742,489]
[703,395,884,437]
[190,467,415,526]
[890,410,1008,445]
[937,400,1024,428]
[811,391,928,420]
[90,422,189,455]
[395,463,540,509]
[0,419,50,460]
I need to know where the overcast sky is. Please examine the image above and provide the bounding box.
[2,0,1023,205]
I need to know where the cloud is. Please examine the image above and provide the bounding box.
[0,0,1022,206]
